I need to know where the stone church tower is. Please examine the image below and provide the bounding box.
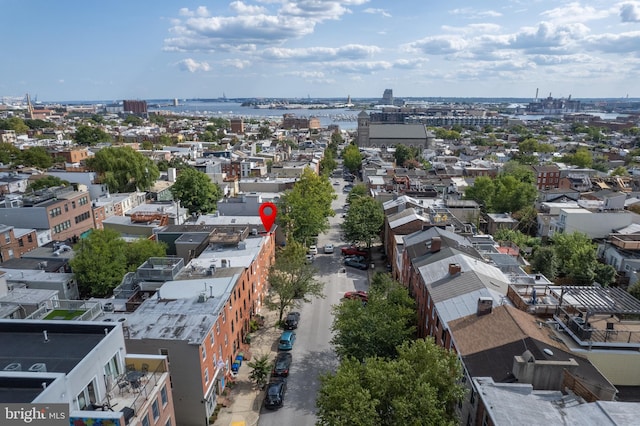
[356,110,370,147]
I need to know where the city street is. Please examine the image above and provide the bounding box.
[258,176,369,426]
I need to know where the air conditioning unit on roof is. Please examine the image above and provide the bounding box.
[4,363,22,371]
[28,363,47,372]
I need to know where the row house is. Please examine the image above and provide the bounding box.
[122,226,276,426]
[0,187,93,242]
[0,320,175,426]
[531,164,561,190]
[0,224,38,261]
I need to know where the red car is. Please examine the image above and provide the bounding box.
[344,291,369,302]
[341,246,368,257]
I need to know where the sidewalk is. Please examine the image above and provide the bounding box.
[213,308,282,426]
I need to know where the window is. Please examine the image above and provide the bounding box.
[210,330,215,346]
[222,310,226,323]
[224,334,228,347]
[470,389,476,405]
[201,345,206,360]
[18,239,23,247]
[160,385,168,406]
[165,419,172,426]
[72,201,76,209]
[216,323,220,335]
[152,399,160,421]
[204,368,209,384]
[4,232,10,243]
[64,204,69,212]
[141,414,150,426]
[27,235,32,243]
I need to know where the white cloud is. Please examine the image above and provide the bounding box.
[261,44,380,61]
[585,30,640,54]
[540,2,612,24]
[363,8,391,18]
[449,7,502,18]
[509,22,590,53]
[230,1,267,15]
[176,58,211,72]
[620,2,640,22]
[405,35,469,55]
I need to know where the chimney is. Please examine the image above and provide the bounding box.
[477,297,493,316]
[431,237,442,253]
[448,263,461,276]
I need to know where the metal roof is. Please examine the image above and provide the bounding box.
[556,286,640,315]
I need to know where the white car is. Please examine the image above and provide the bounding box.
[324,244,334,254]
[308,245,318,255]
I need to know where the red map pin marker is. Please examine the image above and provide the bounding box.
[259,202,277,233]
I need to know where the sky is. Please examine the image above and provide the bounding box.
[1,0,640,101]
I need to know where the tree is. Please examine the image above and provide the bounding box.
[27,175,70,192]
[331,274,415,362]
[319,150,337,177]
[247,353,272,389]
[277,168,336,243]
[266,241,324,323]
[86,146,160,193]
[611,166,629,176]
[342,197,384,250]
[464,166,537,214]
[0,117,29,134]
[19,146,53,169]
[124,115,144,126]
[394,145,415,167]
[74,125,111,145]
[551,232,597,284]
[346,183,368,204]
[342,144,362,173]
[317,339,464,426]
[530,246,559,280]
[125,238,167,272]
[70,229,128,297]
[594,263,616,287]
[629,282,640,301]
[170,167,222,214]
[562,148,593,168]
[0,142,20,165]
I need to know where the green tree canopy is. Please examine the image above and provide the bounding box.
[0,142,20,165]
[331,273,416,361]
[319,150,337,177]
[74,125,112,145]
[317,339,464,426]
[342,196,384,249]
[124,115,144,126]
[342,144,362,173]
[19,146,53,169]
[169,167,222,214]
[551,232,598,284]
[530,246,559,280]
[27,175,70,192]
[0,117,29,134]
[277,168,336,243]
[562,147,593,168]
[86,146,159,193]
[394,145,417,167]
[265,241,324,322]
[464,166,537,213]
[71,231,167,297]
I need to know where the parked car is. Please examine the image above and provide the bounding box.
[284,312,300,330]
[344,290,369,302]
[324,244,334,254]
[272,352,293,377]
[308,245,318,255]
[278,330,296,351]
[305,254,314,264]
[344,255,366,263]
[344,258,369,270]
[264,377,287,409]
[341,246,368,257]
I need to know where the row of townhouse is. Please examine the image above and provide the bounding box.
[0,213,277,426]
[383,204,640,424]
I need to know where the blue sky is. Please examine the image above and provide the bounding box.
[2,0,640,101]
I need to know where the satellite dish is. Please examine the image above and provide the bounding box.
[543,348,554,356]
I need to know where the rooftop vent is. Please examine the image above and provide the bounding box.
[477,297,493,317]
[197,292,206,303]
[3,363,22,371]
[28,363,47,372]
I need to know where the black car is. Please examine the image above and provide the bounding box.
[264,378,287,409]
[284,312,300,330]
[272,352,292,377]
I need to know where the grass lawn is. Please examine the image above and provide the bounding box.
[43,309,85,320]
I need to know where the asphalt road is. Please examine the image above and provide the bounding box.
[258,177,369,426]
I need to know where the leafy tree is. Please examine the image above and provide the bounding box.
[319,150,337,177]
[346,183,368,204]
[342,144,362,173]
[124,115,144,126]
[594,263,616,287]
[89,114,104,124]
[493,229,539,250]
[27,175,70,191]
[513,205,539,236]
[70,229,128,297]
[125,238,167,272]
[611,166,628,176]
[518,138,539,153]
[0,142,20,165]
[0,117,29,134]
[317,339,464,426]
[530,246,559,280]
[331,273,416,361]
[562,148,593,168]
[342,196,384,250]
[19,146,53,169]
[86,146,159,193]
[394,145,416,167]
[170,167,222,214]
[464,168,537,214]
[247,353,272,389]
[629,282,640,301]
[551,232,597,284]
[265,241,324,322]
[277,168,336,243]
[74,125,111,145]
[258,125,272,140]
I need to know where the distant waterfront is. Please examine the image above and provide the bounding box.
[148,101,359,130]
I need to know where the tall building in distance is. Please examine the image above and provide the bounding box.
[123,99,148,117]
[381,89,394,105]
